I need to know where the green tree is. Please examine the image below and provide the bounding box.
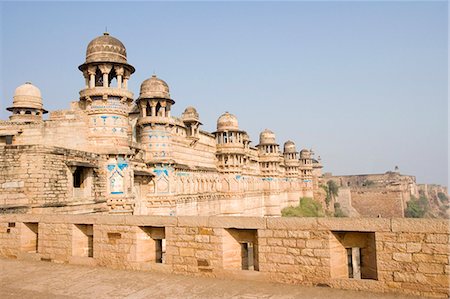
[437,192,448,203]
[282,197,324,217]
[405,195,429,218]
[321,180,339,208]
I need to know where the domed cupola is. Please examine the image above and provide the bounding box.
[216,112,239,131]
[182,106,202,139]
[139,75,172,101]
[137,74,175,124]
[7,82,47,122]
[85,32,128,64]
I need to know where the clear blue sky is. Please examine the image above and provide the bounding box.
[0,1,447,186]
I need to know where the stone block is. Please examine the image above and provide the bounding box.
[266,218,317,230]
[406,242,421,253]
[208,216,266,229]
[306,240,323,249]
[177,216,209,227]
[418,263,445,274]
[392,253,412,262]
[125,215,177,227]
[318,218,390,232]
[391,219,450,234]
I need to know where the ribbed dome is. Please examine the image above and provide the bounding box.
[85,32,127,64]
[259,129,276,145]
[217,112,239,131]
[139,75,171,100]
[7,82,44,111]
[182,106,200,122]
[284,140,296,153]
[300,149,311,159]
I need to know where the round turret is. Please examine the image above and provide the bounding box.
[182,106,200,122]
[85,32,127,64]
[139,75,172,101]
[259,129,276,145]
[300,149,311,159]
[284,140,296,153]
[7,82,45,112]
[217,112,239,131]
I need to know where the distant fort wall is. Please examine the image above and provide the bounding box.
[0,215,448,298]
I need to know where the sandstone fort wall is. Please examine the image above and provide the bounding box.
[0,215,448,298]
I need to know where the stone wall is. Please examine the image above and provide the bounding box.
[0,145,107,214]
[0,215,448,298]
[350,189,405,218]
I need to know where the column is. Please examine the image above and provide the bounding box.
[123,72,130,90]
[160,101,166,117]
[141,100,147,117]
[88,67,96,88]
[99,64,112,88]
[150,100,157,116]
[115,66,124,89]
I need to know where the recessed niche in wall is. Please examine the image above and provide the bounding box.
[72,224,94,258]
[330,231,377,280]
[223,228,259,271]
[21,222,39,253]
[136,226,166,263]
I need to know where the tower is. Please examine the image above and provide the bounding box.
[283,140,300,178]
[137,74,175,164]
[181,106,202,141]
[7,82,47,122]
[257,129,282,177]
[299,149,314,197]
[214,112,247,174]
[78,32,135,153]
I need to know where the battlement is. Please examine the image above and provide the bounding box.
[0,215,448,298]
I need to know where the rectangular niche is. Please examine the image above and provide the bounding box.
[223,229,259,271]
[21,222,39,253]
[72,224,94,258]
[136,226,166,263]
[330,231,377,280]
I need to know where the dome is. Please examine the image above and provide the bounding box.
[259,129,276,145]
[284,140,296,153]
[85,32,127,64]
[139,74,171,100]
[7,82,45,111]
[182,106,200,122]
[300,149,311,159]
[217,112,239,131]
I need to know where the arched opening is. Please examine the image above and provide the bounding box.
[156,102,162,116]
[108,67,117,87]
[95,67,103,87]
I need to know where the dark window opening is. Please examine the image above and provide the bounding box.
[5,135,13,145]
[73,167,84,188]
[25,111,31,115]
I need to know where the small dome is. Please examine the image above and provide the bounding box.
[217,112,239,131]
[85,32,127,64]
[7,82,44,111]
[182,106,200,122]
[139,74,171,100]
[300,149,311,159]
[259,129,276,145]
[284,140,296,153]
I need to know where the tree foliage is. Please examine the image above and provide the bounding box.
[282,197,324,217]
[405,195,429,218]
[321,180,339,207]
[437,192,448,203]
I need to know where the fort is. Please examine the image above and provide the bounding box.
[0,32,448,299]
[0,32,322,217]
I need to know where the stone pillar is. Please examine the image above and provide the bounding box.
[99,64,112,88]
[115,66,124,89]
[141,100,147,117]
[88,67,96,89]
[123,72,130,90]
[150,101,157,116]
[160,101,166,117]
